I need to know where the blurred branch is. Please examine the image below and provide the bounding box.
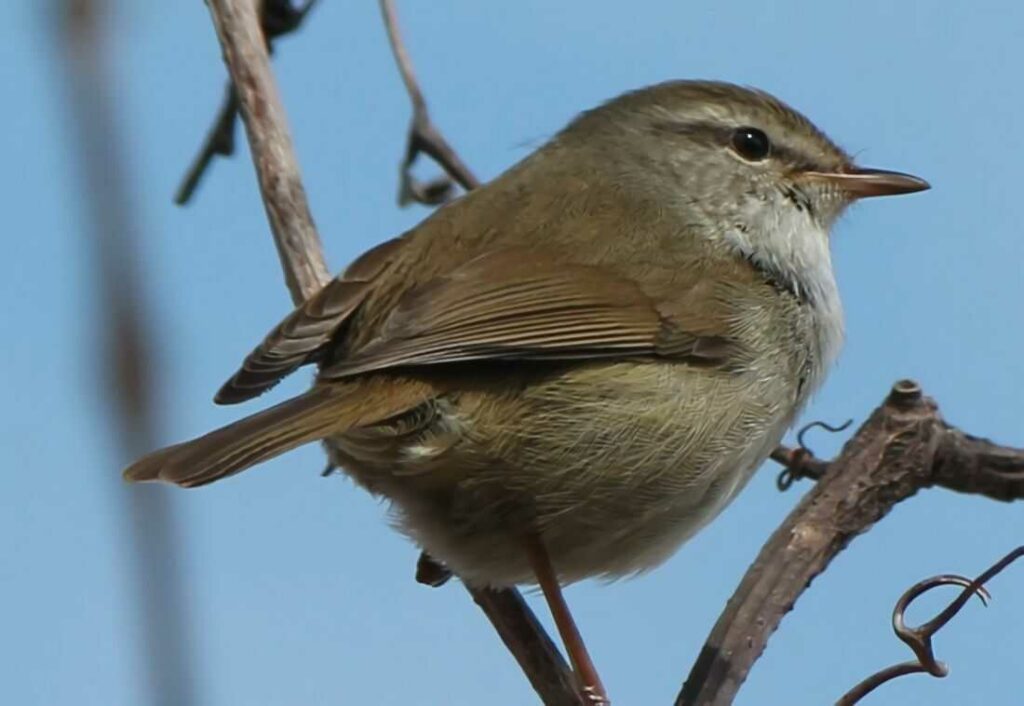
[55,1,199,704]
[378,0,479,206]
[676,380,1024,706]
[176,0,320,205]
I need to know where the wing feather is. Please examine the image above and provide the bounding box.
[319,249,737,379]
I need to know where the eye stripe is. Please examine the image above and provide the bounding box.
[651,120,826,172]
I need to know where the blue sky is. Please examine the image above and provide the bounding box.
[3,2,1023,704]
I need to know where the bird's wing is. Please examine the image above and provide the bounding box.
[214,237,404,404]
[318,248,738,380]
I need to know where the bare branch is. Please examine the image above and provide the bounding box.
[677,380,1024,705]
[176,0,320,206]
[205,0,330,304]
[470,587,587,706]
[379,0,480,206]
[934,427,1024,502]
[374,6,585,702]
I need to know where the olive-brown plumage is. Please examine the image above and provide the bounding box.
[124,80,927,700]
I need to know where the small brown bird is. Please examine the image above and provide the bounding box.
[125,81,927,703]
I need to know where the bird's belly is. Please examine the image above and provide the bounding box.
[329,361,796,587]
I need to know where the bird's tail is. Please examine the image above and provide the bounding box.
[123,386,357,488]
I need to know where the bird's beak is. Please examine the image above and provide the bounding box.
[803,167,930,199]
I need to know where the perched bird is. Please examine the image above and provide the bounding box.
[125,80,928,703]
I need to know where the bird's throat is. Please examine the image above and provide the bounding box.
[723,208,845,390]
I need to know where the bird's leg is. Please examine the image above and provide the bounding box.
[524,534,610,705]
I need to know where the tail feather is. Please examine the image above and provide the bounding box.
[123,387,353,488]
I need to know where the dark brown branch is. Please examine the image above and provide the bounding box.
[176,0,319,205]
[934,427,1024,501]
[470,587,587,706]
[175,85,238,204]
[56,1,198,704]
[838,546,1023,704]
[677,380,1024,705]
[205,0,329,304]
[379,0,480,206]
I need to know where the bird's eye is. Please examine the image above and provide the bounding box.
[730,127,771,161]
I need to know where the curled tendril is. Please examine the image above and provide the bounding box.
[891,574,991,677]
[774,418,852,490]
[775,450,811,491]
[837,546,1024,705]
[796,418,853,452]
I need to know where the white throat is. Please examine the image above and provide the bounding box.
[724,200,845,393]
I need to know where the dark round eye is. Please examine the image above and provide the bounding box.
[730,127,771,161]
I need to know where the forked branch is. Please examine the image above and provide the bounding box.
[205,0,328,304]
[378,0,479,205]
[176,0,319,205]
[677,382,1024,706]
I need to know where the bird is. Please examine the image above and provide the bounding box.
[124,80,928,703]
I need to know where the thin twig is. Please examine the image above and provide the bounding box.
[205,0,329,304]
[835,662,930,704]
[176,0,320,205]
[378,0,479,205]
[837,546,1023,704]
[175,85,238,204]
[375,5,584,703]
[470,587,587,706]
